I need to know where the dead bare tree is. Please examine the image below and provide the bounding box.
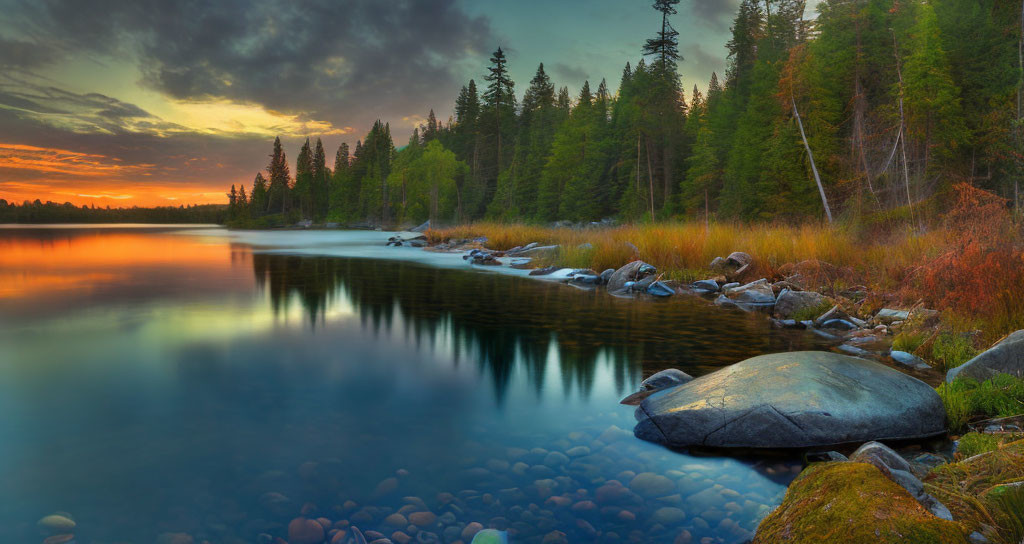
[792,96,833,224]
[892,30,916,228]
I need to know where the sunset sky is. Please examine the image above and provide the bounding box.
[0,0,821,207]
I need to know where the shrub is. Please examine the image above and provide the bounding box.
[893,330,927,353]
[938,375,1024,432]
[956,432,1000,459]
[931,333,978,372]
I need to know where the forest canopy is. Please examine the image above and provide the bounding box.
[226,0,1024,228]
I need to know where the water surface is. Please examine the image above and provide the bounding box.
[0,226,831,544]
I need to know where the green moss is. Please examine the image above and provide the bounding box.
[790,300,834,322]
[938,375,1024,432]
[932,333,979,372]
[754,463,968,543]
[956,433,1001,458]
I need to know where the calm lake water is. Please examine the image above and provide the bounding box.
[0,226,833,544]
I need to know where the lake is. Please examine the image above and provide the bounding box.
[0,225,833,544]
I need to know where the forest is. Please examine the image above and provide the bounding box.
[226,0,1024,229]
[0,199,227,224]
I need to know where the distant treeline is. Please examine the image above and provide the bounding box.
[0,199,227,224]
[227,0,1023,228]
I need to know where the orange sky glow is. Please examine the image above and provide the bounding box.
[0,143,230,207]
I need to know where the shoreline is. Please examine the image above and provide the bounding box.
[225,225,1022,542]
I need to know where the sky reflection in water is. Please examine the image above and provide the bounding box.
[0,227,832,544]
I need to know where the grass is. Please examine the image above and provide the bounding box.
[893,330,928,353]
[428,219,1024,340]
[938,375,1024,433]
[927,439,1024,544]
[791,300,835,322]
[956,432,1002,459]
[931,333,980,372]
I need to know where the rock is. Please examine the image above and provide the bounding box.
[408,511,436,527]
[822,319,858,331]
[711,252,754,281]
[629,472,675,498]
[373,477,400,498]
[620,368,694,405]
[947,329,1024,382]
[725,279,775,306]
[813,305,850,326]
[849,441,952,519]
[607,261,657,294]
[383,514,408,527]
[599,269,615,284]
[650,507,687,525]
[774,290,827,319]
[530,266,560,276]
[891,350,932,371]
[288,517,326,544]
[634,352,947,449]
[875,308,911,324]
[38,515,76,533]
[646,281,675,297]
[850,441,913,474]
[753,463,967,544]
[42,535,76,544]
[691,279,720,294]
[469,529,509,544]
[462,522,484,541]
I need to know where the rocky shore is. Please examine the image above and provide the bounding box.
[389,231,1024,543]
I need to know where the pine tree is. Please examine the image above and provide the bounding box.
[251,172,268,215]
[266,137,291,214]
[294,138,313,219]
[312,138,328,221]
[481,47,517,209]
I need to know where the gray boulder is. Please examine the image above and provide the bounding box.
[620,368,694,405]
[607,261,657,294]
[691,279,720,294]
[724,279,775,307]
[946,329,1024,382]
[634,351,946,449]
[875,308,910,324]
[774,290,827,319]
[891,350,931,371]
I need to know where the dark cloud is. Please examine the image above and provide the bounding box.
[0,37,60,69]
[688,0,740,29]
[4,0,493,135]
[550,62,589,84]
[680,43,725,86]
[0,74,185,135]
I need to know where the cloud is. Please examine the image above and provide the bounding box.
[680,43,726,85]
[3,0,493,137]
[688,0,741,29]
[550,63,590,84]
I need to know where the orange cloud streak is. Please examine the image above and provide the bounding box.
[0,143,231,207]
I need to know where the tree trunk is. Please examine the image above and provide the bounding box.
[645,135,656,217]
[792,96,833,225]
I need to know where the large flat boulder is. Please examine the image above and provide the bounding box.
[634,351,946,449]
[946,329,1024,382]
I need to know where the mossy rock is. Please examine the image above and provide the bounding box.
[754,463,968,544]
